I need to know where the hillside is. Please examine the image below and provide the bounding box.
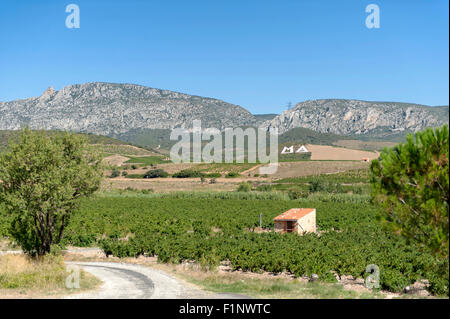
[278,127,351,145]
[264,99,449,139]
[0,82,256,136]
[0,130,157,156]
[2,83,447,145]
[254,113,278,125]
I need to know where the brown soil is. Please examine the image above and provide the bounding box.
[305,144,379,161]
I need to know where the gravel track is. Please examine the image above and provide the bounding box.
[64,261,248,299]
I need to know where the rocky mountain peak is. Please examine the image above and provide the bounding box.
[0,82,257,136]
[264,99,449,138]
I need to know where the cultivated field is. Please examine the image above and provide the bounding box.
[305,144,379,161]
[102,178,248,192]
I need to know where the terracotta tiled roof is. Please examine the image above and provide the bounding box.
[273,208,315,221]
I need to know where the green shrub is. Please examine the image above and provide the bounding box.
[309,179,325,192]
[237,182,252,192]
[110,169,120,178]
[288,189,308,200]
[172,169,205,178]
[225,172,241,178]
[143,169,169,178]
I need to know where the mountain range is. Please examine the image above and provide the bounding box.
[1,82,448,143]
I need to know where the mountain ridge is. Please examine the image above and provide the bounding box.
[0,82,256,136]
[263,99,448,138]
[1,83,448,141]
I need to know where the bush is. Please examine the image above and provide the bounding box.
[172,169,205,178]
[209,178,217,184]
[122,171,128,177]
[288,189,308,200]
[237,182,252,192]
[309,179,325,192]
[143,169,169,178]
[131,164,138,170]
[110,169,120,178]
[225,172,241,178]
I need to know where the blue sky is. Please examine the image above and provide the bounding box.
[0,0,448,114]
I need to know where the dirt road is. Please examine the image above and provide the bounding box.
[65,261,248,299]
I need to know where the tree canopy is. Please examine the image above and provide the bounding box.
[370,125,449,258]
[0,128,104,255]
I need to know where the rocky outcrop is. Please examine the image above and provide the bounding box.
[264,99,449,138]
[0,82,256,136]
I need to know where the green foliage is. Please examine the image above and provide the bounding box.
[256,184,273,192]
[225,172,241,178]
[309,179,325,192]
[370,125,449,258]
[276,169,370,184]
[143,169,169,178]
[125,174,145,178]
[0,128,103,256]
[279,152,311,162]
[288,189,309,200]
[49,194,449,295]
[278,127,350,146]
[172,169,205,178]
[110,168,120,178]
[237,182,252,192]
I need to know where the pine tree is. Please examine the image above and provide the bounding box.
[370,125,449,258]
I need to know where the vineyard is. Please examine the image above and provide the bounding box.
[10,193,440,296]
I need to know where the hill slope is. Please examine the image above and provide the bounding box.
[264,99,449,139]
[0,130,157,156]
[0,82,256,136]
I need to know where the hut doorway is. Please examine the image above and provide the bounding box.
[285,221,295,233]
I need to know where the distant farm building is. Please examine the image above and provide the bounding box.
[274,208,316,235]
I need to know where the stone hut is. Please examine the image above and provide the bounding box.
[273,208,316,235]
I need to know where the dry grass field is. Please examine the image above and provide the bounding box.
[103,154,130,167]
[100,142,377,192]
[305,144,379,161]
[249,161,370,179]
[102,160,370,192]
[0,254,100,299]
[98,144,158,156]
